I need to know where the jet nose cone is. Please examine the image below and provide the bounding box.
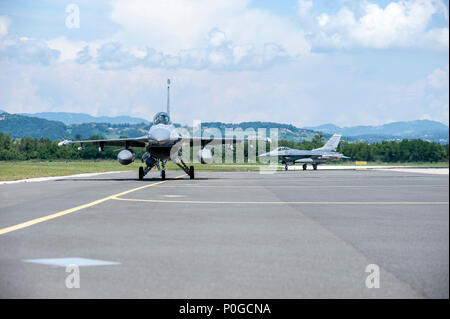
[150,128,171,143]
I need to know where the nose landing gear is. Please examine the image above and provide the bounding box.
[160,160,167,180]
[139,156,195,181]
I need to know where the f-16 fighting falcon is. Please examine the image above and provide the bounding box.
[258,134,350,171]
[58,79,256,180]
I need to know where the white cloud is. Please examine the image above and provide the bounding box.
[297,0,313,16]
[208,29,226,47]
[76,45,92,64]
[427,64,449,88]
[46,37,88,61]
[73,27,290,71]
[108,0,248,53]
[1,54,448,127]
[317,13,330,27]
[0,1,448,128]
[423,64,449,123]
[108,0,309,57]
[96,42,140,70]
[0,15,11,39]
[308,0,449,50]
[425,27,449,48]
[0,38,60,65]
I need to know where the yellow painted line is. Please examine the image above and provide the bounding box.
[113,198,449,205]
[0,174,186,236]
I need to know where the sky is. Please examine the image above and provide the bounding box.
[0,0,448,127]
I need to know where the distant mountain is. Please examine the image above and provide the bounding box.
[20,112,150,125]
[304,120,449,143]
[201,121,318,141]
[304,123,340,132]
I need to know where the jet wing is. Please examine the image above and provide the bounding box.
[58,136,148,148]
[181,136,263,147]
[280,150,314,156]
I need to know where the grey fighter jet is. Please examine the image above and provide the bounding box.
[258,134,350,171]
[58,79,256,180]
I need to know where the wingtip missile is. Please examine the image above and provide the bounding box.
[57,139,71,147]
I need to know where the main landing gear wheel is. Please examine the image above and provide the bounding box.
[161,170,166,180]
[302,164,307,171]
[313,164,318,170]
[285,164,288,171]
[174,159,194,180]
[139,166,144,180]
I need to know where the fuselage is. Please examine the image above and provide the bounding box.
[145,112,182,160]
[259,148,348,165]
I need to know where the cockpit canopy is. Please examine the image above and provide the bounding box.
[153,112,171,125]
[276,147,290,151]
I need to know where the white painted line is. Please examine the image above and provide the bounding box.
[0,171,126,185]
[210,165,447,171]
[376,168,449,175]
[24,257,120,267]
[287,165,445,170]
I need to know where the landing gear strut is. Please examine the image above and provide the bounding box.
[284,164,288,171]
[175,158,195,179]
[139,164,155,180]
[312,164,318,170]
[302,164,307,171]
[160,160,167,180]
[139,152,156,180]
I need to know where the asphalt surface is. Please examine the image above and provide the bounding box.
[0,169,448,298]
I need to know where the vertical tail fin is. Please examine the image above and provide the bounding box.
[313,134,342,151]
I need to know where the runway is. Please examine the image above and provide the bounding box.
[0,169,448,298]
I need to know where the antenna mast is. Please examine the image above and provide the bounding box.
[167,78,171,116]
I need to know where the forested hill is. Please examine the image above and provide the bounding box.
[0,113,67,140]
[0,112,448,162]
[0,113,318,141]
[0,112,150,140]
[0,111,448,143]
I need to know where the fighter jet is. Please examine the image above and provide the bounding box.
[258,134,349,171]
[58,79,257,180]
